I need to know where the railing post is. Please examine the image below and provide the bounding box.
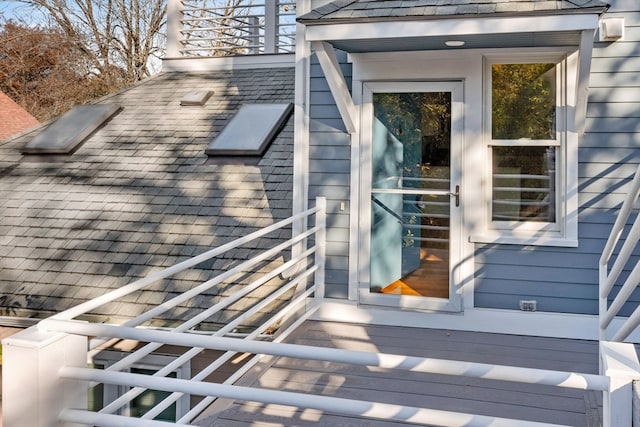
[601,341,640,427]
[249,15,260,54]
[635,382,640,426]
[264,0,277,53]
[166,0,183,58]
[2,326,87,427]
[314,197,327,304]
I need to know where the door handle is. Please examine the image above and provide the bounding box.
[451,185,460,207]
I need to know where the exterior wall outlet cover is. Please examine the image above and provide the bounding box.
[520,300,537,312]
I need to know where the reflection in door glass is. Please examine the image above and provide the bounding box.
[370,92,451,298]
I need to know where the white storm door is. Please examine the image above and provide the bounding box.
[359,82,463,312]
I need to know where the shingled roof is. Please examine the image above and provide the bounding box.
[300,0,610,22]
[0,66,295,327]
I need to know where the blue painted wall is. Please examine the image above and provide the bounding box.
[307,0,640,313]
[309,53,352,298]
[475,0,640,314]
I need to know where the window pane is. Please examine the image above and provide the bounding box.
[492,63,556,140]
[372,92,451,191]
[130,368,177,421]
[87,364,105,412]
[370,92,451,298]
[492,146,556,222]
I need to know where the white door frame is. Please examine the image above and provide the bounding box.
[347,51,482,318]
[357,81,465,312]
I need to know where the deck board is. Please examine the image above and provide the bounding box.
[197,321,602,427]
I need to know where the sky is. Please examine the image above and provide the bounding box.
[0,1,42,24]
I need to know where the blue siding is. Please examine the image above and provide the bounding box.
[475,0,640,314]
[307,0,640,313]
[308,52,352,299]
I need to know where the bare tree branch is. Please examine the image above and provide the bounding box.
[16,0,167,82]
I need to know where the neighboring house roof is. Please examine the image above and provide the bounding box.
[0,66,295,327]
[300,0,610,22]
[0,91,39,141]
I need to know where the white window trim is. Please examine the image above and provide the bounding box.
[91,351,190,420]
[470,51,579,247]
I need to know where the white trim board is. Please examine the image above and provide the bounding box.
[313,299,640,343]
[305,14,600,43]
[162,54,295,72]
[349,51,484,312]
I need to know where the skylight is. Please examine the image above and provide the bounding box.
[206,103,293,156]
[22,104,121,154]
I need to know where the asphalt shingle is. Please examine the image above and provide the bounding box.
[299,0,610,21]
[0,66,296,328]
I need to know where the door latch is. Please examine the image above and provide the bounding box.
[451,185,460,207]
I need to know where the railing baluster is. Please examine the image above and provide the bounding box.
[314,197,327,304]
[173,0,295,57]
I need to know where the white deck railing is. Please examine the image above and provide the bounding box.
[167,0,296,58]
[599,163,640,342]
[6,165,640,426]
[3,198,327,427]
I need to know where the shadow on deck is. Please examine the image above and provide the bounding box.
[196,320,602,426]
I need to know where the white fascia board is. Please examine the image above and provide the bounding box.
[305,14,600,42]
[162,53,295,72]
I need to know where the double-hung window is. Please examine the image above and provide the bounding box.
[88,351,190,421]
[475,54,578,247]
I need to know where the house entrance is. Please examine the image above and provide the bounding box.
[360,82,463,312]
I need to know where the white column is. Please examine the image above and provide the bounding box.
[166,0,183,58]
[3,326,87,427]
[292,0,312,253]
[601,341,640,427]
[264,0,277,54]
[634,381,640,426]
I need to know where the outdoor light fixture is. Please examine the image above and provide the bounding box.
[445,40,465,47]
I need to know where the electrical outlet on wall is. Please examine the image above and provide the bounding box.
[519,300,537,312]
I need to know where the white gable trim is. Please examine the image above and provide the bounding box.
[304,12,600,138]
[305,14,600,43]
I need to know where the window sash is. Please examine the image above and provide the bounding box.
[483,54,567,236]
[491,63,558,141]
[490,145,558,226]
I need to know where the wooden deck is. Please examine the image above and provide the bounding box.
[197,320,602,426]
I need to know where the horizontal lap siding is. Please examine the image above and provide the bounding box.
[475,0,640,314]
[309,53,352,298]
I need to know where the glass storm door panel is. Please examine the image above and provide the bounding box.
[364,82,462,312]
